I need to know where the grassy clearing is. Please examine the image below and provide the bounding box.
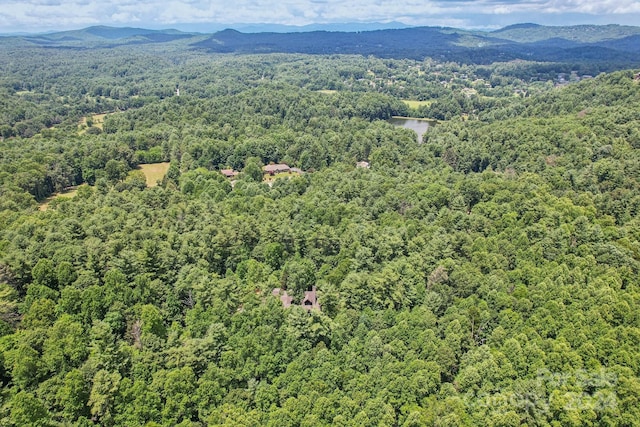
[40,162,170,211]
[138,162,170,187]
[263,171,301,183]
[91,113,108,129]
[79,113,109,134]
[402,99,432,109]
[39,186,81,211]
[317,89,338,94]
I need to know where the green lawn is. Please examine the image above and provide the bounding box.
[138,162,171,187]
[78,113,109,134]
[402,99,432,108]
[263,171,301,183]
[38,186,81,211]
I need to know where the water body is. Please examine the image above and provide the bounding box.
[388,116,436,143]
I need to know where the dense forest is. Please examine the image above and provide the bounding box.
[0,29,640,426]
[11,24,640,66]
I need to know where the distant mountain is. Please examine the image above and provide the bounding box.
[595,34,640,53]
[19,26,194,47]
[4,24,640,67]
[229,22,412,33]
[80,26,187,39]
[494,23,542,31]
[193,27,464,58]
[192,25,640,65]
[3,22,411,37]
[490,23,640,43]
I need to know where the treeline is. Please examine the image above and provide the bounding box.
[424,70,640,226]
[0,44,639,426]
[2,151,638,425]
[0,84,408,209]
[3,41,618,140]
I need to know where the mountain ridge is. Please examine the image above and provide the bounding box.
[3,23,640,67]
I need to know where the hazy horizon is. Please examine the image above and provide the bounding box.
[1,0,639,34]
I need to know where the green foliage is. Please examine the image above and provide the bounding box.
[281,258,316,298]
[88,369,121,424]
[140,304,167,340]
[31,259,57,289]
[0,42,639,426]
[9,391,53,427]
[242,157,264,183]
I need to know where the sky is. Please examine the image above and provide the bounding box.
[1,0,640,33]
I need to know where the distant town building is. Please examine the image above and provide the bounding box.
[301,286,321,311]
[272,286,320,311]
[220,169,239,178]
[263,164,291,175]
[272,288,293,308]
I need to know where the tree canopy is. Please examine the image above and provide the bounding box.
[0,38,639,426]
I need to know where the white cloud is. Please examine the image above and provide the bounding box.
[0,0,639,32]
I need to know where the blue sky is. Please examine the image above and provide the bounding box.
[1,0,639,33]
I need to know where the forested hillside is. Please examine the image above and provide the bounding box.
[0,36,639,426]
[7,24,640,68]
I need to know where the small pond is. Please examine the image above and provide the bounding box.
[388,116,436,143]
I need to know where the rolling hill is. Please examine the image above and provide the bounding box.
[4,23,640,66]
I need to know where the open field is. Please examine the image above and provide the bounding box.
[39,162,170,210]
[263,171,301,184]
[79,113,109,134]
[138,162,170,187]
[402,99,432,109]
[317,89,338,94]
[38,186,81,211]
